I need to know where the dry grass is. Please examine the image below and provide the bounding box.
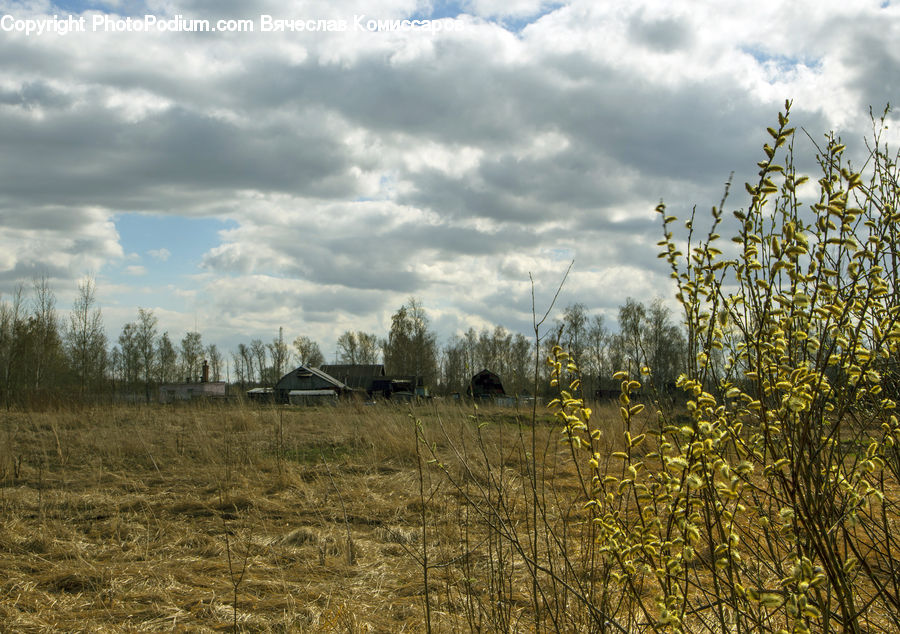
[0,400,623,632]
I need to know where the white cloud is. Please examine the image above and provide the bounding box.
[0,205,121,283]
[0,0,896,348]
[147,247,171,261]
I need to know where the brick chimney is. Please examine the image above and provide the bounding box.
[201,360,209,383]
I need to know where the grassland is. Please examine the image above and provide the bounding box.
[0,400,620,632]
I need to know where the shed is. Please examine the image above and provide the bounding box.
[246,387,275,402]
[468,369,506,399]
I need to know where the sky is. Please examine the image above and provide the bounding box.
[0,0,898,359]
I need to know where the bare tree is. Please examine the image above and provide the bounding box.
[605,298,685,392]
[250,338,269,384]
[642,298,685,389]
[156,332,178,383]
[231,348,246,389]
[292,335,324,368]
[560,303,588,369]
[267,327,291,381]
[382,298,437,386]
[585,314,608,396]
[135,308,158,402]
[336,331,359,364]
[180,331,204,382]
[65,276,106,397]
[30,274,62,392]
[440,336,468,394]
[117,322,141,398]
[337,330,379,364]
[508,332,532,397]
[356,332,379,364]
[475,326,513,376]
[0,284,25,409]
[237,343,254,384]
[440,326,529,395]
[617,298,646,377]
[206,343,223,381]
[463,327,478,374]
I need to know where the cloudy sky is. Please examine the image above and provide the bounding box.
[0,0,897,358]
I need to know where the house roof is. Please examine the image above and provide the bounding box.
[320,364,385,378]
[319,364,385,390]
[276,365,349,391]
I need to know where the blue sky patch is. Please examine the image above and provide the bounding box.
[412,0,465,20]
[410,0,565,32]
[740,46,822,74]
[111,213,235,288]
[50,1,149,16]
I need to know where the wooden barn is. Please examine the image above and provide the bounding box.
[468,369,506,399]
[274,365,351,404]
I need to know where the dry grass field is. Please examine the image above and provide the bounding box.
[5,395,897,633]
[0,400,617,633]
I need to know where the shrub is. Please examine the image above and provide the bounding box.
[551,101,900,633]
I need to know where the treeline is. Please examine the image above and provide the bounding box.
[1,277,105,407]
[0,276,688,407]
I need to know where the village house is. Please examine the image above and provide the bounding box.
[273,364,351,404]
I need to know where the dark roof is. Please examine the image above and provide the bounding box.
[320,364,385,377]
[319,365,385,390]
[470,369,506,397]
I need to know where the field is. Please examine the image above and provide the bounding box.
[0,400,615,633]
[4,395,899,633]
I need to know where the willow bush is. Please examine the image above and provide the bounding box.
[550,101,900,633]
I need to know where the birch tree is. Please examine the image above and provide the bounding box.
[65,276,106,397]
